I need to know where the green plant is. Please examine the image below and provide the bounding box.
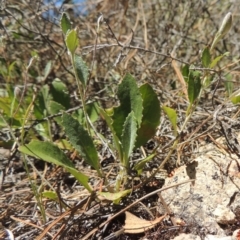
[2,1,240,238]
[6,10,235,205]
[19,12,161,203]
[157,12,234,168]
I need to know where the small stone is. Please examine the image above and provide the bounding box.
[161,133,240,235]
[213,205,235,224]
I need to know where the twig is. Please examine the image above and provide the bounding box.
[35,196,91,240]
[82,179,194,240]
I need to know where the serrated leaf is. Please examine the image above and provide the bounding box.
[65,29,79,55]
[60,12,71,35]
[74,54,89,88]
[162,106,177,136]
[98,107,122,160]
[112,73,143,140]
[19,140,92,192]
[202,47,211,67]
[188,70,201,104]
[121,111,138,167]
[62,113,101,176]
[135,83,160,148]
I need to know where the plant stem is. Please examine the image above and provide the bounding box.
[71,54,91,135]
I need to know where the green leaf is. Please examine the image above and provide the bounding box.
[112,73,143,140]
[188,70,201,104]
[48,101,65,124]
[0,88,8,97]
[65,29,79,55]
[60,12,71,35]
[0,140,14,149]
[209,55,224,68]
[98,107,122,160]
[121,111,138,167]
[135,83,161,148]
[42,191,68,208]
[162,106,177,136]
[35,79,69,119]
[43,61,52,80]
[7,61,17,78]
[0,97,11,115]
[202,75,213,88]
[231,95,240,104]
[42,191,58,200]
[202,47,211,67]
[134,153,156,175]
[210,12,232,51]
[86,102,99,123]
[181,65,190,82]
[209,52,229,68]
[98,189,131,203]
[77,102,99,125]
[62,113,101,176]
[48,100,65,114]
[0,116,21,128]
[75,102,99,125]
[55,138,73,150]
[19,140,92,192]
[51,78,70,109]
[224,73,233,96]
[34,122,51,140]
[74,54,89,88]
[34,84,51,119]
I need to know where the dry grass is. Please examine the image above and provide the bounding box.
[1,0,240,239]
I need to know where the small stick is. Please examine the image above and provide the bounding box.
[82,179,194,240]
